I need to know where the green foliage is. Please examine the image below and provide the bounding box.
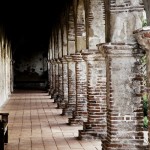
[143,93,148,116]
[142,92,148,129]
[142,19,147,27]
[139,26,148,128]
[143,92,148,102]
[141,55,147,64]
[143,116,148,129]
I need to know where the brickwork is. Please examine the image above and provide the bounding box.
[62,55,76,116]
[50,60,56,99]
[47,59,50,88]
[62,4,76,116]
[99,44,145,150]
[109,0,144,44]
[50,61,54,95]
[58,60,63,103]
[78,50,107,140]
[87,0,105,49]
[53,60,59,102]
[50,60,56,97]
[76,0,86,53]
[69,53,88,125]
[58,28,63,102]
[47,60,51,93]
[68,6,75,55]
[57,57,68,109]
[134,28,150,150]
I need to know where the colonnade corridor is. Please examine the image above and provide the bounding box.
[0,90,102,150]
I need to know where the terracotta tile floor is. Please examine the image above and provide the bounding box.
[0,90,102,150]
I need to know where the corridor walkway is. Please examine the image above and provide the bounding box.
[0,90,102,150]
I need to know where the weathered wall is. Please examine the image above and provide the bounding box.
[88,0,105,49]
[134,27,150,150]
[14,48,48,89]
[143,0,150,25]
[0,33,12,107]
[110,0,143,44]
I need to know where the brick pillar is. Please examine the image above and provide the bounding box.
[98,44,145,150]
[48,60,53,95]
[50,60,56,97]
[62,55,76,116]
[47,60,50,92]
[134,27,150,150]
[69,53,88,125]
[58,59,63,103]
[78,50,107,140]
[58,57,68,109]
[53,59,59,102]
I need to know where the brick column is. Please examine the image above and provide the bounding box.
[78,50,107,140]
[69,52,88,125]
[47,60,52,95]
[62,55,76,116]
[53,59,59,102]
[98,44,145,150]
[50,60,56,97]
[134,27,150,150]
[57,57,68,109]
[58,59,63,103]
[47,60,50,92]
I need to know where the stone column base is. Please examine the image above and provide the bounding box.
[78,122,106,140]
[57,101,66,109]
[62,103,76,116]
[68,111,87,125]
[102,143,148,150]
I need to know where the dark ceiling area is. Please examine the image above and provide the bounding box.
[0,1,70,53]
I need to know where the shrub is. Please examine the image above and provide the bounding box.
[143,92,148,116]
[143,116,148,129]
[142,92,148,129]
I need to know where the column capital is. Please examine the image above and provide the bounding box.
[70,52,84,62]
[49,59,55,64]
[81,49,104,61]
[64,55,74,62]
[56,59,61,64]
[53,59,59,64]
[60,56,68,64]
[54,58,59,63]
[97,43,142,57]
[47,59,51,63]
[134,26,150,51]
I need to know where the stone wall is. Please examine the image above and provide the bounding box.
[14,48,48,89]
[0,30,12,107]
[143,0,150,25]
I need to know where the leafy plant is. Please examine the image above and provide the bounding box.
[143,93,148,116]
[142,92,148,129]
[142,19,147,27]
[143,116,148,129]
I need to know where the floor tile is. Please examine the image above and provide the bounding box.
[0,90,102,150]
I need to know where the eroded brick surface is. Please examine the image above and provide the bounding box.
[79,51,107,140]
[57,57,68,109]
[100,44,145,150]
[62,56,76,116]
[69,53,88,125]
